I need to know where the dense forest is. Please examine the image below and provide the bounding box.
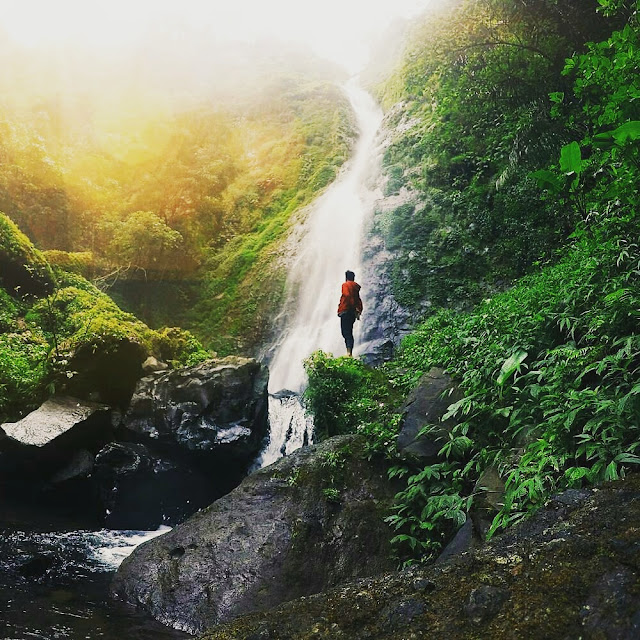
[0,39,354,353]
[306,0,640,563]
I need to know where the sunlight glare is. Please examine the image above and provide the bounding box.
[2,0,435,72]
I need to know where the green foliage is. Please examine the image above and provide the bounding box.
[303,351,400,442]
[0,211,54,296]
[0,330,50,417]
[153,326,210,367]
[371,0,613,313]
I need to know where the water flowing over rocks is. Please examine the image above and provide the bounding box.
[201,473,640,640]
[112,434,397,634]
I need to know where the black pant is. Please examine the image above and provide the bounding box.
[340,310,356,350]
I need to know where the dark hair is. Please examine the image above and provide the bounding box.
[345,270,355,281]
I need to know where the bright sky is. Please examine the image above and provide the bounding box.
[2,0,435,73]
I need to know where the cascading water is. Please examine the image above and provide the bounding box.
[255,80,383,468]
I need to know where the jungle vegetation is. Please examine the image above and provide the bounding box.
[306,0,640,563]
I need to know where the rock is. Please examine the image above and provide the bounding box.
[396,368,463,461]
[142,356,169,373]
[463,584,510,624]
[50,449,94,484]
[64,338,147,408]
[121,356,269,461]
[93,442,220,530]
[470,466,506,540]
[112,434,397,633]
[435,517,478,564]
[1,396,110,449]
[201,474,640,640]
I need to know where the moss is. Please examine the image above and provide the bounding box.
[0,211,54,297]
[202,475,640,640]
[43,250,96,277]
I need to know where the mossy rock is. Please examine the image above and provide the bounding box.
[0,212,54,298]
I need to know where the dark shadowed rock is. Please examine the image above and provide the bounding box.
[436,517,478,564]
[50,449,94,484]
[93,442,219,530]
[470,465,506,540]
[464,584,510,624]
[397,368,463,461]
[64,338,147,408]
[202,474,640,640]
[121,356,268,460]
[112,434,396,633]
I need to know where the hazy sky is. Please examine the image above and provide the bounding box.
[3,0,435,73]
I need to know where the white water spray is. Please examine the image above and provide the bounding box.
[256,80,383,468]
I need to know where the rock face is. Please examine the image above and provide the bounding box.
[122,356,268,459]
[203,474,640,640]
[396,368,463,461]
[1,396,111,449]
[0,396,112,480]
[112,434,397,633]
[0,357,269,530]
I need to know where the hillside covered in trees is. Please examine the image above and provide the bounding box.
[306,0,640,564]
[0,38,354,354]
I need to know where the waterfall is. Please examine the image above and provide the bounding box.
[255,80,383,469]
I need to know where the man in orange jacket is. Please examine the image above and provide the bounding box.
[337,270,363,357]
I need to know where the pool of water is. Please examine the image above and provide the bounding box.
[0,525,189,640]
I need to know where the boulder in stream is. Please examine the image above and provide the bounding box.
[121,356,268,461]
[112,434,397,633]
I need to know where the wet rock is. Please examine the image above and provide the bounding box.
[17,552,57,578]
[1,396,110,449]
[112,434,396,633]
[50,449,94,484]
[93,442,219,530]
[396,368,463,462]
[463,584,510,624]
[202,474,640,640]
[121,356,268,461]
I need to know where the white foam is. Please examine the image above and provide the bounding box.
[89,526,172,569]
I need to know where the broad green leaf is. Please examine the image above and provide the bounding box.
[612,121,640,144]
[530,169,563,193]
[497,349,528,386]
[559,141,582,175]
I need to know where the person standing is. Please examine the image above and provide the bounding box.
[337,270,363,357]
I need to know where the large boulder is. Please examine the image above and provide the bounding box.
[112,434,397,633]
[0,396,112,478]
[203,474,640,640]
[121,356,268,459]
[397,368,463,461]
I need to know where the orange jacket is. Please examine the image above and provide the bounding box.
[337,280,363,315]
